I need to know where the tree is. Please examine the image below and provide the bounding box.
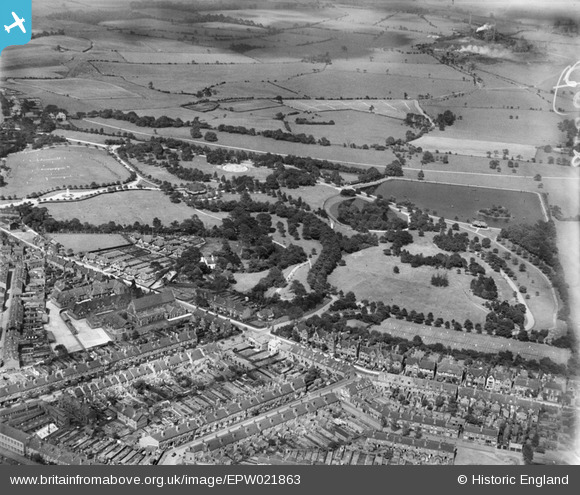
[393,266,400,274]
[290,280,307,297]
[418,169,425,181]
[190,126,202,139]
[421,151,434,164]
[385,160,404,177]
[534,174,542,181]
[204,131,218,142]
[54,344,68,358]
[522,443,534,464]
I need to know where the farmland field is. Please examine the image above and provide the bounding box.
[372,179,546,227]
[118,52,258,65]
[290,110,409,145]
[283,99,428,120]
[2,146,131,198]
[14,78,142,100]
[411,135,538,161]
[46,190,197,226]
[421,107,561,147]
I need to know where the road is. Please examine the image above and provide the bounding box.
[159,375,355,465]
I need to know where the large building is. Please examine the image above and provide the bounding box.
[0,422,30,456]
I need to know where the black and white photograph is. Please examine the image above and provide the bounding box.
[0,0,578,478]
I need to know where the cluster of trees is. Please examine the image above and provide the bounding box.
[382,229,413,254]
[434,110,457,130]
[384,160,404,177]
[302,52,332,64]
[484,300,527,337]
[558,119,580,148]
[216,124,256,135]
[295,118,335,125]
[471,275,498,300]
[500,221,558,267]
[499,221,570,322]
[190,189,377,293]
[400,250,466,270]
[118,142,212,183]
[265,164,317,189]
[0,103,70,158]
[175,246,210,283]
[229,43,260,53]
[357,167,384,183]
[433,228,469,252]
[252,267,287,295]
[407,209,446,232]
[404,112,431,129]
[431,273,449,287]
[337,198,406,232]
[261,128,318,145]
[93,109,187,128]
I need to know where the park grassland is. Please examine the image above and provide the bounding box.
[373,318,570,365]
[2,145,131,198]
[328,245,506,327]
[45,190,197,226]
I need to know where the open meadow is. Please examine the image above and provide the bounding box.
[290,110,410,145]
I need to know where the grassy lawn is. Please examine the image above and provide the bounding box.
[46,190,197,226]
[281,184,340,211]
[187,208,228,229]
[372,318,570,364]
[492,238,559,332]
[233,270,269,293]
[328,245,511,326]
[2,145,131,198]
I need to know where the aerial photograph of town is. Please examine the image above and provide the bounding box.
[0,0,578,469]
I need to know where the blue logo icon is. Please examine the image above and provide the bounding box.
[0,0,31,56]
